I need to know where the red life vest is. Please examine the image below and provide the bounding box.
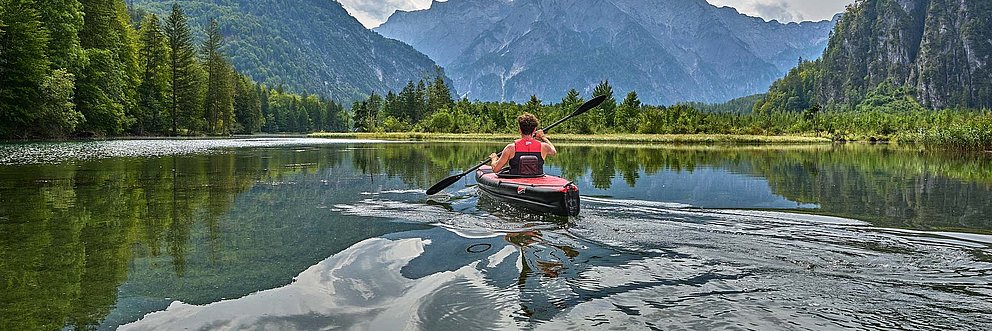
[508,137,544,176]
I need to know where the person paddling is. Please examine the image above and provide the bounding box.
[489,113,557,177]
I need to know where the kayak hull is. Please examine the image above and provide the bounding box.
[475,166,580,216]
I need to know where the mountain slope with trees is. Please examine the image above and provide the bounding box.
[132,0,446,103]
[376,0,837,105]
[756,0,992,113]
[0,0,350,138]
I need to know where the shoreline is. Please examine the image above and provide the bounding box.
[307,132,833,144]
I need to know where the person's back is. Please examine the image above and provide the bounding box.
[489,113,557,177]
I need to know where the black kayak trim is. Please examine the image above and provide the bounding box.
[475,167,580,216]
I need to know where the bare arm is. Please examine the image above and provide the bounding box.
[489,144,514,171]
[535,130,557,158]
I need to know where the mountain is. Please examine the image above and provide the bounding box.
[132,0,446,103]
[376,0,837,104]
[757,0,992,111]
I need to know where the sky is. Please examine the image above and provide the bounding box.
[338,0,854,29]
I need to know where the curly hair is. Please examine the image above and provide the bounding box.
[517,113,540,136]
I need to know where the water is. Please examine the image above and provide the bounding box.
[1,139,990,330]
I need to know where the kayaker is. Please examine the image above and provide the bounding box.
[489,113,557,177]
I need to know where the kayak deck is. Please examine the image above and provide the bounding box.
[475,166,580,216]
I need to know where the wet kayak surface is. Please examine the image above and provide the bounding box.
[1,140,990,330]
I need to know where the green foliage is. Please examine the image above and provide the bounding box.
[37,69,84,136]
[202,19,234,134]
[754,59,820,114]
[135,14,170,135]
[165,3,200,135]
[615,91,641,133]
[233,74,263,134]
[131,0,445,103]
[0,0,50,137]
[685,94,765,114]
[76,0,140,135]
[592,80,617,130]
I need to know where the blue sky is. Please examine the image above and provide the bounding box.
[339,0,854,29]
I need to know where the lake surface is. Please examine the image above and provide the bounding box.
[1,138,990,330]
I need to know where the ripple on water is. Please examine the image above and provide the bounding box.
[0,138,382,165]
[122,189,992,330]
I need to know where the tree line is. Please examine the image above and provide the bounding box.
[0,0,347,139]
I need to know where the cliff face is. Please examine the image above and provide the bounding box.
[816,0,992,109]
[377,0,836,104]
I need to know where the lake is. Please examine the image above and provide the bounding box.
[1,138,990,330]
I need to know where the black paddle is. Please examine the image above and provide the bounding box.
[426,95,607,195]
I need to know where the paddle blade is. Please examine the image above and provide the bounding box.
[426,174,465,195]
[574,95,608,117]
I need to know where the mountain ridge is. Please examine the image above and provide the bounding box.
[133,0,447,103]
[378,0,837,104]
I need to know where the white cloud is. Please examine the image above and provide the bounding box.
[705,0,853,22]
[338,0,438,29]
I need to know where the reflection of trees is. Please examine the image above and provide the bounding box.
[351,143,498,187]
[0,147,345,330]
[550,143,992,232]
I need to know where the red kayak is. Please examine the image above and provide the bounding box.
[475,166,580,216]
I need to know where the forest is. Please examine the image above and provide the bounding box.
[347,78,992,149]
[0,0,347,139]
[2,0,989,149]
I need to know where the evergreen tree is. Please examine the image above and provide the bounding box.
[202,19,232,134]
[76,0,140,135]
[398,81,418,121]
[36,0,85,71]
[366,92,382,130]
[592,80,617,129]
[560,89,586,133]
[352,100,368,132]
[414,79,428,121]
[526,95,542,114]
[233,74,262,133]
[164,3,199,135]
[0,0,50,138]
[383,91,401,119]
[616,91,641,133]
[135,13,170,134]
[427,66,453,113]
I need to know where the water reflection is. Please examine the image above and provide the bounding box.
[1,140,991,330]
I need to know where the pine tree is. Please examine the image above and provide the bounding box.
[76,0,140,135]
[414,79,428,121]
[202,19,232,134]
[616,91,641,133]
[560,89,585,133]
[136,13,170,135]
[164,3,199,135]
[399,81,417,121]
[592,80,617,130]
[427,66,453,114]
[233,74,262,133]
[366,92,382,130]
[526,95,542,114]
[0,0,51,138]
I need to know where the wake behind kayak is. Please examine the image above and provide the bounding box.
[476,166,580,216]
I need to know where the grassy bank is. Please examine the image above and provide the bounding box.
[307,132,832,144]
